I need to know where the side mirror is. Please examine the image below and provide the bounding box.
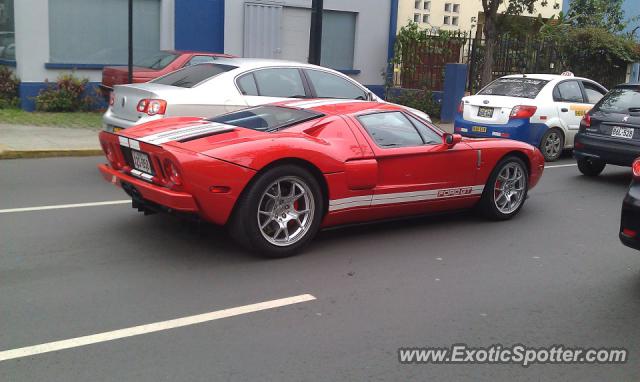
[443,133,462,148]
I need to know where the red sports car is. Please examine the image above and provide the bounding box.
[98,100,545,257]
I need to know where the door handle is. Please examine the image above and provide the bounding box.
[561,108,569,112]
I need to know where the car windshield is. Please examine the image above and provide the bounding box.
[209,106,324,132]
[478,78,549,99]
[134,52,179,70]
[151,63,237,88]
[593,87,640,114]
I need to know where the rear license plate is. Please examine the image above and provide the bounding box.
[472,126,487,133]
[131,150,153,174]
[113,127,123,133]
[611,126,634,139]
[478,107,494,118]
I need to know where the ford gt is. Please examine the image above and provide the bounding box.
[98,100,545,257]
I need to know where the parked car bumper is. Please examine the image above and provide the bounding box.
[620,180,640,251]
[574,133,640,167]
[454,115,548,147]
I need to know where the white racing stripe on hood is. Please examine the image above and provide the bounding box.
[285,99,365,109]
[135,122,236,145]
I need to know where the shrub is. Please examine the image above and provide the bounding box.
[386,88,441,120]
[0,65,20,109]
[35,73,98,112]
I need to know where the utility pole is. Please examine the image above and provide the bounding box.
[308,0,323,65]
[127,0,133,83]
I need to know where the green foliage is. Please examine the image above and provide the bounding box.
[566,0,627,33]
[35,73,98,112]
[386,88,441,119]
[393,21,467,66]
[0,65,19,109]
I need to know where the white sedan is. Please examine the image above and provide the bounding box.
[103,58,431,132]
[454,73,607,161]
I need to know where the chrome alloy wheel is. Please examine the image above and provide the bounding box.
[257,176,315,247]
[493,162,526,214]
[543,131,562,159]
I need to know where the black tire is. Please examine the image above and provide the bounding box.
[539,128,564,162]
[478,156,529,221]
[228,164,324,258]
[577,157,606,177]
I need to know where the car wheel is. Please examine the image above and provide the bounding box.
[229,165,324,258]
[539,128,564,162]
[478,156,529,220]
[577,157,606,177]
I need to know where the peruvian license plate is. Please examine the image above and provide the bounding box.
[472,125,487,133]
[477,107,494,118]
[131,150,153,174]
[611,126,634,139]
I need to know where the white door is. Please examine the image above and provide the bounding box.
[243,2,283,59]
[553,80,589,145]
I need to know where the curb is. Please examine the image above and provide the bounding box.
[0,149,103,159]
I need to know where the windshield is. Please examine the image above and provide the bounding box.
[151,63,237,88]
[134,52,179,70]
[478,78,549,99]
[593,87,640,114]
[209,106,324,132]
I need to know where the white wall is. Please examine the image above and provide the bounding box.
[224,0,391,85]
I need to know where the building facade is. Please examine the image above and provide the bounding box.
[2,0,394,110]
[397,0,563,33]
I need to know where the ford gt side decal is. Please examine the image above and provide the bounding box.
[329,186,485,211]
[132,123,236,145]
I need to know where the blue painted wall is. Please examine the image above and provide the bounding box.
[175,0,225,52]
[19,82,107,112]
[440,63,468,123]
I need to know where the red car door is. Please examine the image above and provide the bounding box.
[348,111,481,217]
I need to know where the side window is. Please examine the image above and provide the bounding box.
[253,68,306,98]
[185,55,216,66]
[305,69,367,100]
[555,81,584,103]
[406,114,441,144]
[583,82,606,104]
[237,73,259,96]
[357,112,424,148]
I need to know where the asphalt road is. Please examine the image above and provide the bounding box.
[1,155,639,381]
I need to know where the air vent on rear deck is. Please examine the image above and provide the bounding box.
[177,128,235,143]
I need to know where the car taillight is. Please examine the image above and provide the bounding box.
[457,101,464,114]
[633,158,640,178]
[582,113,591,128]
[109,92,115,107]
[163,159,182,185]
[136,99,167,116]
[509,105,537,119]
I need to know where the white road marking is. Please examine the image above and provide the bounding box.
[0,294,316,362]
[0,200,131,214]
[544,163,577,169]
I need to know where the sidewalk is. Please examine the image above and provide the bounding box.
[0,124,101,159]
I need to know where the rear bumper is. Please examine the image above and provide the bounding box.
[454,115,548,147]
[98,163,198,212]
[102,108,163,132]
[620,181,640,251]
[574,133,640,167]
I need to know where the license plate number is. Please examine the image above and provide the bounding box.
[611,126,634,139]
[478,107,493,118]
[131,150,153,174]
[472,126,487,133]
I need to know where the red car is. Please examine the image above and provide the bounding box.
[100,50,234,91]
[98,100,545,257]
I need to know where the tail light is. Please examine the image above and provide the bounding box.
[581,113,591,128]
[457,101,464,114]
[136,99,167,116]
[633,158,640,178]
[109,92,115,107]
[509,105,537,119]
[163,159,183,186]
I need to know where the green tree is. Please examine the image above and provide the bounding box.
[480,0,555,86]
[566,0,627,33]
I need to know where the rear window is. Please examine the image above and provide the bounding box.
[151,63,237,88]
[134,52,179,69]
[593,87,640,114]
[209,106,323,132]
[478,78,549,99]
